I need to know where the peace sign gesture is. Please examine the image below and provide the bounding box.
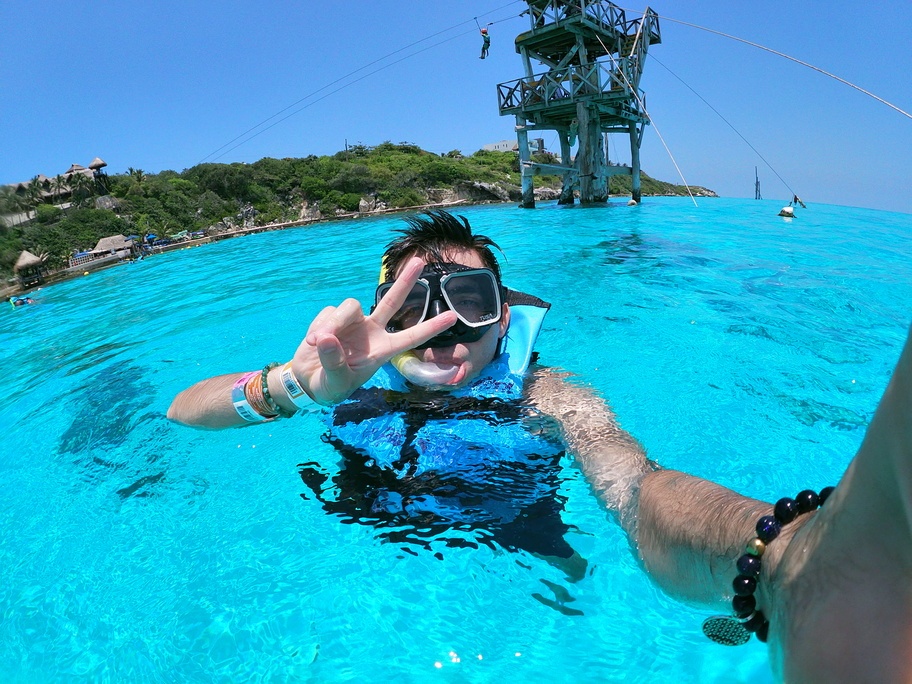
[290,257,456,405]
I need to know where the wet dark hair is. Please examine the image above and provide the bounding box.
[382,210,503,283]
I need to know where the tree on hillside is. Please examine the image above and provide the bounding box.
[51,175,69,213]
[11,191,30,220]
[0,185,17,217]
[69,173,95,209]
[126,167,147,196]
[24,177,44,219]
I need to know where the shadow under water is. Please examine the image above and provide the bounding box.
[57,361,175,500]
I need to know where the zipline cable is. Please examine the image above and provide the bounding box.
[596,27,698,206]
[634,9,912,122]
[650,54,800,198]
[207,14,521,163]
[199,1,524,164]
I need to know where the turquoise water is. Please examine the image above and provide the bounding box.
[2,198,910,682]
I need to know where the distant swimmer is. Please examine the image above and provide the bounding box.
[9,296,35,307]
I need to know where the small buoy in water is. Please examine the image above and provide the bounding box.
[83,271,89,275]
[627,199,638,206]
[778,206,795,218]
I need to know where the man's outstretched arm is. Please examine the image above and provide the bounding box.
[525,366,776,607]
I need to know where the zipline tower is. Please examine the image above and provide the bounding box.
[497,0,660,207]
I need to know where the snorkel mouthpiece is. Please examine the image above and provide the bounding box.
[391,351,461,387]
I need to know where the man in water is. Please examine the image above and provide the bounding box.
[169,210,646,572]
[169,210,911,680]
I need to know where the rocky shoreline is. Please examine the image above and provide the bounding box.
[3,181,716,299]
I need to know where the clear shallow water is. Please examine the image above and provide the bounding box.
[2,198,910,683]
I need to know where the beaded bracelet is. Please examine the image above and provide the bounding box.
[279,361,318,410]
[703,485,835,646]
[232,371,268,423]
[260,362,296,418]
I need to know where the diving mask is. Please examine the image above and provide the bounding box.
[375,262,503,348]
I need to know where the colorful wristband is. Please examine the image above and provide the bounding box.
[232,371,268,423]
[245,372,278,419]
[280,362,318,410]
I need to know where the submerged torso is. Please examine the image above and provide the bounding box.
[299,354,575,557]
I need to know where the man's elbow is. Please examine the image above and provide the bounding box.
[166,392,202,427]
[166,400,191,425]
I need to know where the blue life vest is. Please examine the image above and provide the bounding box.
[310,299,574,557]
[326,303,552,475]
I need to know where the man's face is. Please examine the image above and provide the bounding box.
[394,248,510,387]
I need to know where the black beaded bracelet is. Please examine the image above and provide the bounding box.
[703,485,835,646]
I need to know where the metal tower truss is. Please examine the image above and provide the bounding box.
[497,0,660,207]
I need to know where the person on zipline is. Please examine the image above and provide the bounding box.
[479,28,490,59]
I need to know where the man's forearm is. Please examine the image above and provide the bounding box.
[637,469,773,606]
[526,367,651,531]
[167,365,310,429]
[167,373,248,428]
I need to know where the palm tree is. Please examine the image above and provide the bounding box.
[4,190,31,225]
[51,174,70,213]
[24,177,44,219]
[15,192,31,218]
[69,173,94,209]
[0,185,15,215]
[51,174,68,199]
[127,167,146,184]
[126,167,147,196]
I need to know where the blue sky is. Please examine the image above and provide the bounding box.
[2,1,911,213]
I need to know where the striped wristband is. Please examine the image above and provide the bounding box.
[232,371,268,423]
[280,362,318,410]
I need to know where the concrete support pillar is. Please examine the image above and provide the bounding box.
[516,117,535,208]
[629,122,642,203]
[558,133,575,205]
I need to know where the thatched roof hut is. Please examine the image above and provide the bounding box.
[93,234,132,253]
[14,250,44,272]
[66,163,87,174]
[14,250,47,287]
[88,157,107,170]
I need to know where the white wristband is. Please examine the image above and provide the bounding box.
[280,362,318,410]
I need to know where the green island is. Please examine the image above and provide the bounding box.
[1,141,715,286]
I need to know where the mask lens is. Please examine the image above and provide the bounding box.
[376,281,429,331]
[441,271,501,326]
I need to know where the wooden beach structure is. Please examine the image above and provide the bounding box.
[66,234,138,272]
[496,0,660,207]
[14,250,48,288]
